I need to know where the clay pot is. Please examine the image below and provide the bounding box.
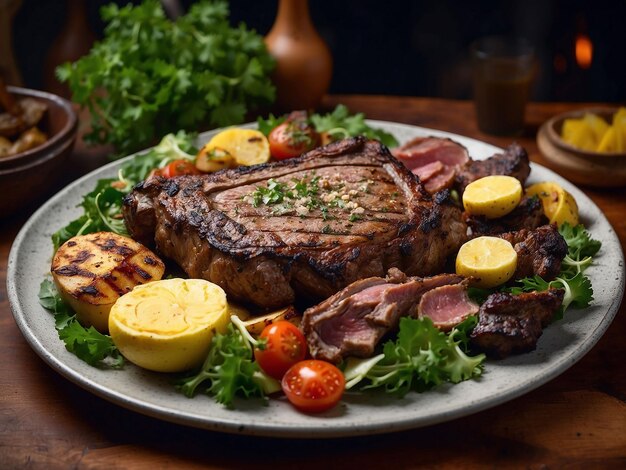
[265,0,333,111]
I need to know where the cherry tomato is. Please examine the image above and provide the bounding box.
[268,120,319,160]
[281,359,345,413]
[254,321,307,380]
[151,159,200,178]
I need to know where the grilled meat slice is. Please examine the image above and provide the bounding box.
[499,224,568,280]
[417,282,479,331]
[123,137,468,309]
[303,269,466,363]
[465,196,547,237]
[470,288,565,358]
[455,143,530,193]
[393,136,470,194]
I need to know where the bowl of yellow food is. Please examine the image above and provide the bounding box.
[537,107,626,187]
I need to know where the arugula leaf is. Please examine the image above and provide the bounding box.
[58,0,275,157]
[343,317,484,395]
[310,105,399,147]
[177,322,271,407]
[38,280,124,368]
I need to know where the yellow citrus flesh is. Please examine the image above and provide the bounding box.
[525,181,579,227]
[109,278,229,373]
[462,175,523,219]
[456,236,518,288]
[203,128,270,166]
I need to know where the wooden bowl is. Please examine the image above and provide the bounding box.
[537,107,626,187]
[0,87,78,216]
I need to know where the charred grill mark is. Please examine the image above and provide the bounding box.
[72,250,93,264]
[419,207,442,233]
[78,285,99,296]
[97,238,135,257]
[67,241,77,247]
[144,256,157,266]
[53,265,96,278]
[102,272,128,296]
[164,180,180,197]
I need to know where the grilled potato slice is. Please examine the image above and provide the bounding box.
[242,306,301,335]
[51,232,165,333]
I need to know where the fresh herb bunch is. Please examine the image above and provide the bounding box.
[52,132,196,251]
[505,223,601,320]
[57,0,275,157]
[257,104,399,148]
[343,316,485,395]
[38,280,124,368]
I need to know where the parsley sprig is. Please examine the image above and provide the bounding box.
[57,0,275,157]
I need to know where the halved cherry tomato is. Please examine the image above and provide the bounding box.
[152,159,200,178]
[254,321,307,380]
[268,119,320,160]
[281,359,345,413]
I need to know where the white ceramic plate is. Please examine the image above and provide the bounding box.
[7,121,625,438]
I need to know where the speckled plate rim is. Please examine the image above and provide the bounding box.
[7,121,625,438]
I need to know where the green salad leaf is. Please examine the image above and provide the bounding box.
[38,280,124,368]
[57,0,275,157]
[177,318,279,407]
[343,316,485,395]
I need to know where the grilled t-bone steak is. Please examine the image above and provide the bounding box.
[470,288,564,358]
[302,268,478,363]
[123,137,467,309]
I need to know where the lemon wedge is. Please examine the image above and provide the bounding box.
[525,181,579,227]
[109,278,229,372]
[201,128,270,167]
[456,236,518,288]
[463,175,523,219]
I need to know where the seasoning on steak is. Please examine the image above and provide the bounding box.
[499,224,568,280]
[455,143,531,193]
[465,196,547,237]
[470,288,565,358]
[123,137,468,309]
[302,268,467,363]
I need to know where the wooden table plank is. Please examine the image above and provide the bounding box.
[1,96,625,469]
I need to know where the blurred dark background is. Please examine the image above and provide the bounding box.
[7,0,626,103]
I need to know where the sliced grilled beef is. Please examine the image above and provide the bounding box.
[302,270,466,363]
[499,224,568,280]
[123,137,468,308]
[465,196,547,237]
[417,282,479,330]
[470,289,565,358]
[393,137,469,194]
[455,143,530,193]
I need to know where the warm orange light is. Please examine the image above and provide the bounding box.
[575,35,593,69]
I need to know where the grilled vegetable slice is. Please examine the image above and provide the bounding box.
[51,232,165,333]
[241,306,301,335]
[109,278,230,372]
[201,128,270,167]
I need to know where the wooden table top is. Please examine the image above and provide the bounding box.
[1,96,625,469]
